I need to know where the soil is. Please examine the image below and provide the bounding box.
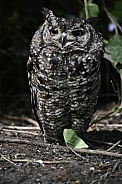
[0,104,122,184]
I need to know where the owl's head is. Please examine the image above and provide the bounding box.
[41,8,102,51]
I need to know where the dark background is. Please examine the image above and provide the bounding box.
[0,0,121,115]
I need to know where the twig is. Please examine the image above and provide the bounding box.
[104,8,118,35]
[1,126,40,130]
[0,138,122,158]
[0,156,72,167]
[107,140,121,152]
[73,148,122,158]
[1,154,18,167]
[9,159,71,164]
[102,0,122,35]
[112,160,121,172]
[2,129,39,135]
[84,0,89,18]
[102,124,122,128]
[2,115,39,127]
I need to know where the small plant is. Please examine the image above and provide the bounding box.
[63,129,88,148]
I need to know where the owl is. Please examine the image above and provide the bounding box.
[27,8,103,144]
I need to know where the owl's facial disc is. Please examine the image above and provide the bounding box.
[48,27,84,48]
[44,15,89,49]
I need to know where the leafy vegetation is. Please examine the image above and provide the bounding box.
[63,129,88,148]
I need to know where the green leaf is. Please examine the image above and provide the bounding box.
[88,1,99,17]
[63,129,88,149]
[103,39,109,45]
[79,0,99,18]
[105,35,122,66]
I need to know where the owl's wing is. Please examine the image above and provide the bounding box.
[27,56,44,132]
[27,27,45,130]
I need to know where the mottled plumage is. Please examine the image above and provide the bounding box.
[27,8,103,143]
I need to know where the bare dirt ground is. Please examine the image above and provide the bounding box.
[0,104,122,184]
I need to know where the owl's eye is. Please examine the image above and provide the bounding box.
[72,30,84,37]
[50,29,58,35]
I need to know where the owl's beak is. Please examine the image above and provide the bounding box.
[60,33,66,47]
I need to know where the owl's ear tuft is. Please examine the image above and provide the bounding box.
[42,8,54,19]
[42,8,57,26]
[42,8,50,17]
